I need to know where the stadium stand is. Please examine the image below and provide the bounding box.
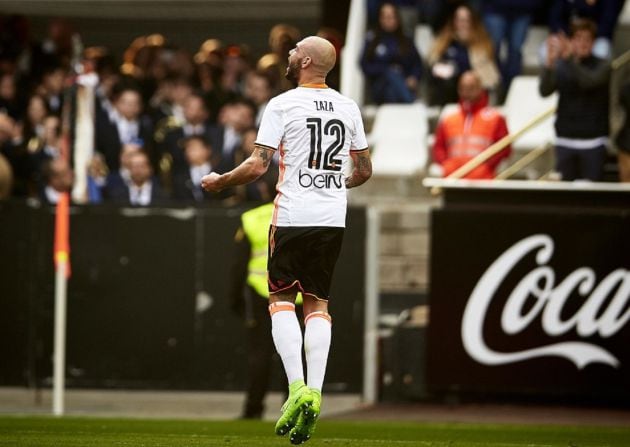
[368,103,428,177]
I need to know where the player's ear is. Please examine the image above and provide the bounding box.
[302,56,311,68]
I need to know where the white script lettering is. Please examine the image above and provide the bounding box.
[462,234,630,369]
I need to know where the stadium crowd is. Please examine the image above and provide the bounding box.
[0,0,629,200]
[0,16,328,204]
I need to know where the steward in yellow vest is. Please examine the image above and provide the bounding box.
[228,202,299,419]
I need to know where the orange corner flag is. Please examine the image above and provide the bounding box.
[54,192,71,278]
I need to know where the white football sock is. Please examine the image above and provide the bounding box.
[304,311,332,392]
[269,301,304,385]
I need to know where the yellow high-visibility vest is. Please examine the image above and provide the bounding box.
[240,203,302,304]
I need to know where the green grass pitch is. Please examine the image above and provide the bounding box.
[1,416,628,446]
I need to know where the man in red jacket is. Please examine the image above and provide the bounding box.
[432,70,511,179]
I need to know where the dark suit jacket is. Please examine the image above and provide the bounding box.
[95,110,154,172]
[103,175,166,206]
[158,121,224,176]
[171,168,222,202]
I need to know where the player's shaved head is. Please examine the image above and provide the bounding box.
[299,36,336,75]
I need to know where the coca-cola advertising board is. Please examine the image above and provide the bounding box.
[428,208,630,402]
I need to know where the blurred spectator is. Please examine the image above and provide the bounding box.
[261,24,301,92]
[215,99,256,174]
[539,19,611,181]
[418,0,461,33]
[40,157,73,205]
[86,152,108,203]
[427,4,499,106]
[156,92,220,176]
[34,18,75,71]
[482,0,543,97]
[222,44,251,95]
[547,0,624,60]
[360,2,423,104]
[28,114,62,188]
[150,75,194,125]
[0,112,33,196]
[96,83,154,172]
[85,47,120,118]
[22,95,50,151]
[616,81,630,182]
[367,0,422,37]
[231,127,278,203]
[243,71,274,126]
[35,65,65,115]
[102,142,141,201]
[171,136,217,202]
[105,150,164,206]
[431,70,511,179]
[0,71,24,120]
[0,151,12,199]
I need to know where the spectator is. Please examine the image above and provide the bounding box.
[171,136,217,202]
[150,75,194,125]
[0,151,12,199]
[35,65,65,115]
[431,70,511,179]
[28,114,61,188]
[0,71,24,120]
[221,44,251,96]
[105,150,164,206]
[156,92,220,176]
[0,112,32,197]
[539,19,611,182]
[96,84,154,172]
[427,4,499,106]
[22,94,50,152]
[40,157,73,205]
[243,71,274,126]
[547,0,624,60]
[263,24,301,92]
[102,142,141,201]
[616,81,630,182]
[360,2,423,104]
[482,0,543,97]
[215,99,256,174]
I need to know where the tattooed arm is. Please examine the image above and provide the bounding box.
[201,144,275,192]
[345,148,372,189]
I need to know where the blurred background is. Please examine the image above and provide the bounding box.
[1,0,629,420]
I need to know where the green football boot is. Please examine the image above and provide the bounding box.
[275,380,313,436]
[289,388,321,445]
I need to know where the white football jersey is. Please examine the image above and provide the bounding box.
[256,86,368,228]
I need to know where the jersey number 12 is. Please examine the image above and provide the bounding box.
[306,118,345,171]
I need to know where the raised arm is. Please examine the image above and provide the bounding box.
[345,149,372,189]
[201,144,275,192]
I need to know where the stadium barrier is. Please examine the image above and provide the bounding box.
[423,178,630,405]
[0,201,368,395]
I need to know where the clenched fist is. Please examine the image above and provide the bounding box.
[201,172,224,192]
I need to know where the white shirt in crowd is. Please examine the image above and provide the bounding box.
[129,182,152,206]
[111,110,140,145]
[189,163,211,187]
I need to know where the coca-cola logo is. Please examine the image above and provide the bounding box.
[462,234,630,369]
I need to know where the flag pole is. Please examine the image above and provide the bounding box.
[53,244,69,416]
[52,33,82,416]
